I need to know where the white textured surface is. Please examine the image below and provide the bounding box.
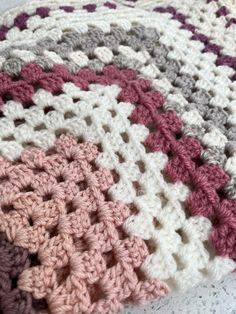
[125,274,236,314]
[0,0,25,12]
[0,1,236,314]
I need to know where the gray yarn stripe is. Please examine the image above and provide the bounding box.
[1,26,233,142]
[0,25,235,198]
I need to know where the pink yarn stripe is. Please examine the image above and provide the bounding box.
[0,133,169,313]
[0,63,235,260]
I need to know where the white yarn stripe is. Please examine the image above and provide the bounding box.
[1,82,235,289]
[1,12,236,180]
[0,42,232,159]
[1,0,236,58]
[1,9,235,122]
[126,0,236,56]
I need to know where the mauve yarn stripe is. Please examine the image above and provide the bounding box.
[215,6,229,17]
[1,23,234,151]
[0,2,117,41]
[0,62,235,259]
[104,1,117,9]
[0,232,48,314]
[154,6,236,78]
[82,4,97,12]
[215,5,236,28]
[119,0,236,28]
[216,0,236,27]
[226,18,236,28]
[59,6,75,12]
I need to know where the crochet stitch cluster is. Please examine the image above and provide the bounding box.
[0,0,235,313]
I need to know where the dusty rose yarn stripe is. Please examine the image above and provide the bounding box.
[0,62,234,259]
[0,0,235,313]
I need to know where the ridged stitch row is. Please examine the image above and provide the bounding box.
[0,24,235,201]
[0,61,234,281]
[0,133,169,313]
[0,1,235,313]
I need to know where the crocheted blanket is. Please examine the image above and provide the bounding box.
[0,0,235,313]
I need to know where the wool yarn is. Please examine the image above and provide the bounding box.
[0,0,235,313]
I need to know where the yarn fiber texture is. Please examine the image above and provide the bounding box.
[0,0,235,313]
